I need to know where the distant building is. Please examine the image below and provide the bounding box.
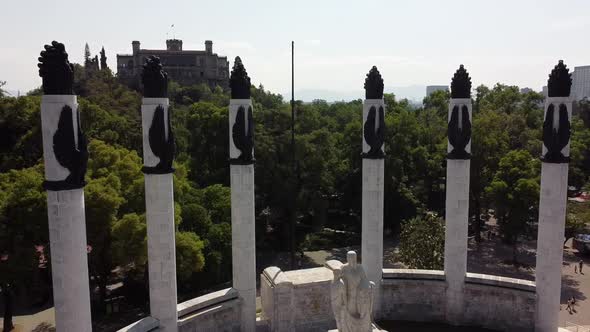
[542,85,548,98]
[520,87,534,94]
[426,85,448,96]
[572,65,590,101]
[117,39,229,90]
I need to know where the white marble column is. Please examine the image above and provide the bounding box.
[535,96,572,332]
[229,99,256,332]
[444,98,472,323]
[41,95,92,332]
[361,98,385,315]
[141,98,178,332]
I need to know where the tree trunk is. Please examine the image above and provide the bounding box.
[512,241,519,265]
[474,198,482,243]
[2,283,14,332]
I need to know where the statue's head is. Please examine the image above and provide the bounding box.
[347,251,357,267]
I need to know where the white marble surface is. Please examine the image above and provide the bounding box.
[116,316,159,332]
[46,189,92,332]
[145,173,178,332]
[535,163,569,332]
[41,95,79,181]
[331,251,375,332]
[231,164,256,332]
[361,159,384,314]
[141,98,170,168]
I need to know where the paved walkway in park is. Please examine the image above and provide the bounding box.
[0,307,55,331]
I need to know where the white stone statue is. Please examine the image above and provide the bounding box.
[330,251,375,332]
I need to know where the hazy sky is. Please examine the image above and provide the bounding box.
[2,0,589,98]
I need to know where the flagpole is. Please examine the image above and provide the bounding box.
[290,41,296,269]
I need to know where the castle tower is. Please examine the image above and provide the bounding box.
[132,40,140,54]
[166,39,183,51]
[205,40,213,54]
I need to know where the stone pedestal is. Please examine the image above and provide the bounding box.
[444,98,471,323]
[229,99,256,332]
[535,163,568,332]
[361,159,384,311]
[361,99,385,315]
[142,98,178,332]
[444,159,470,321]
[47,189,92,332]
[535,96,572,332]
[41,95,92,332]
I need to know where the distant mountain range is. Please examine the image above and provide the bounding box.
[282,85,429,104]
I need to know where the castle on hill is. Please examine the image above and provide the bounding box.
[117,39,229,90]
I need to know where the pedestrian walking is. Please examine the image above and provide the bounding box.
[580,260,584,274]
[575,264,578,273]
[566,298,572,313]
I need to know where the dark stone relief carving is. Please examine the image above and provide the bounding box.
[542,103,570,163]
[230,57,251,99]
[143,105,175,174]
[447,105,471,159]
[364,66,384,99]
[38,41,74,95]
[547,60,572,98]
[142,56,168,98]
[231,106,254,165]
[44,105,88,190]
[363,106,385,159]
[451,65,471,99]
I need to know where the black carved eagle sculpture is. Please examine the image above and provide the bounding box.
[542,104,570,163]
[44,105,88,190]
[547,60,572,98]
[447,105,471,159]
[230,57,251,99]
[363,106,385,159]
[143,105,175,174]
[541,60,571,163]
[142,56,168,98]
[38,41,74,95]
[232,106,254,164]
[364,66,384,100]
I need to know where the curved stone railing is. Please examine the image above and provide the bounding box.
[117,288,242,332]
[381,269,536,331]
[117,316,159,332]
[260,265,536,332]
[118,266,536,332]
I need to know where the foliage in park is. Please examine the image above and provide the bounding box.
[398,214,445,270]
[485,150,540,262]
[1,57,590,319]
